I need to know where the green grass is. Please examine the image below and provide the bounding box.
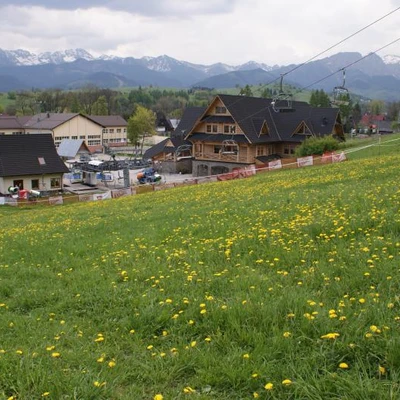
[1,146,400,399]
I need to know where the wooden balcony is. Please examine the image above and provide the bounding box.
[194,151,249,163]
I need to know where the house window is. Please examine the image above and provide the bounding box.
[38,157,46,165]
[212,125,218,133]
[224,125,230,133]
[51,178,61,188]
[284,145,296,155]
[214,145,222,154]
[206,125,212,133]
[230,125,236,133]
[71,136,78,139]
[31,179,40,189]
[109,129,114,133]
[13,179,23,189]
[80,136,85,139]
[215,106,227,114]
[256,146,266,156]
[124,128,127,133]
[117,129,121,133]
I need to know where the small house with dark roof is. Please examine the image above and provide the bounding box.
[0,134,69,195]
[184,94,344,176]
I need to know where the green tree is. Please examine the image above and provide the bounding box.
[309,89,331,107]
[127,105,156,155]
[239,85,253,97]
[92,95,109,115]
[369,100,385,116]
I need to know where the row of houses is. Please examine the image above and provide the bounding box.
[145,94,345,176]
[0,94,345,196]
[0,113,128,151]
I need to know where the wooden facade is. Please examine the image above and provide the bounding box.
[185,94,344,176]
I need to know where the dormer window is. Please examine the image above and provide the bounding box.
[215,106,227,114]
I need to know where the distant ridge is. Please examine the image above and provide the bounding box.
[0,48,400,100]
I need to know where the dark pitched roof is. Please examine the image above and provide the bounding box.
[0,134,69,177]
[86,115,127,127]
[0,116,26,130]
[188,94,341,144]
[143,137,189,159]
[172,107,206,139]
[24,113,79,130]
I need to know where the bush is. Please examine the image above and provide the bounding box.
[295,136,339,157]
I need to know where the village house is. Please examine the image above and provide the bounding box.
[145,94,344,177]
[0,134,69,195]
[0,113,128,151]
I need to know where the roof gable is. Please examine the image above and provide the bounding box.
[292,121,313,137]
[0,134,69,177]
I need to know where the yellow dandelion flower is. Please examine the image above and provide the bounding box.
[51,352,61,358]
[253,392,260,398]
[108,360,116,368]
[283,331,291,338]
[154,394,163,400]
[183,386,196,393]
[243,353,250,359]
[41,392,50,397]
[379,365,386,375]
[264,382,274,390]
[320,332,340,340]
[282,379,292,386]
[339,362,349,369]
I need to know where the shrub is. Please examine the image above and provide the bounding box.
[295,136,339,157]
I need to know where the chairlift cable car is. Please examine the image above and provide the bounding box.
[271,74,293,112]
[175,144,193,161]
[221,139,239,155]
[332,69,350,106]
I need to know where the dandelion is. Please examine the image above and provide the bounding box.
[379,365,386,375]
[264,382,274,390]
[253,392,259,398]
[283,331,291,338]
[41,393,50,397]
[183,386,196,393]
[93,381,106,387]
[282,379,292,386]
[190,341,197,348]
[320,332,340,340]
[108,360,116,368]
[51,352,61,358]
[243,353,250,359]
[154,394,163,400]
[339,362,349,369]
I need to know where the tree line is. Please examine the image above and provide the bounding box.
[0,85,214,119]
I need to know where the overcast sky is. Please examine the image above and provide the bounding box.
[0,0,399,66]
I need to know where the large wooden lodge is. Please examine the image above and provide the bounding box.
[146,94,345,176]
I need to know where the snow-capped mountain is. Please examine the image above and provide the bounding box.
[0,48,94,66]
[383,54,400,65]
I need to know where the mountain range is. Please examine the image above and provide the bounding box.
[1,48,400,100]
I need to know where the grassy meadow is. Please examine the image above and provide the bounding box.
[1,144,400,399]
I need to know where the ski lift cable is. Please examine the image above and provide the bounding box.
[301,37,400,91]
[230,35,400,127]
[195,7,400,129]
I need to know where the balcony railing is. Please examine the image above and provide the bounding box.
[194,151,248,163]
